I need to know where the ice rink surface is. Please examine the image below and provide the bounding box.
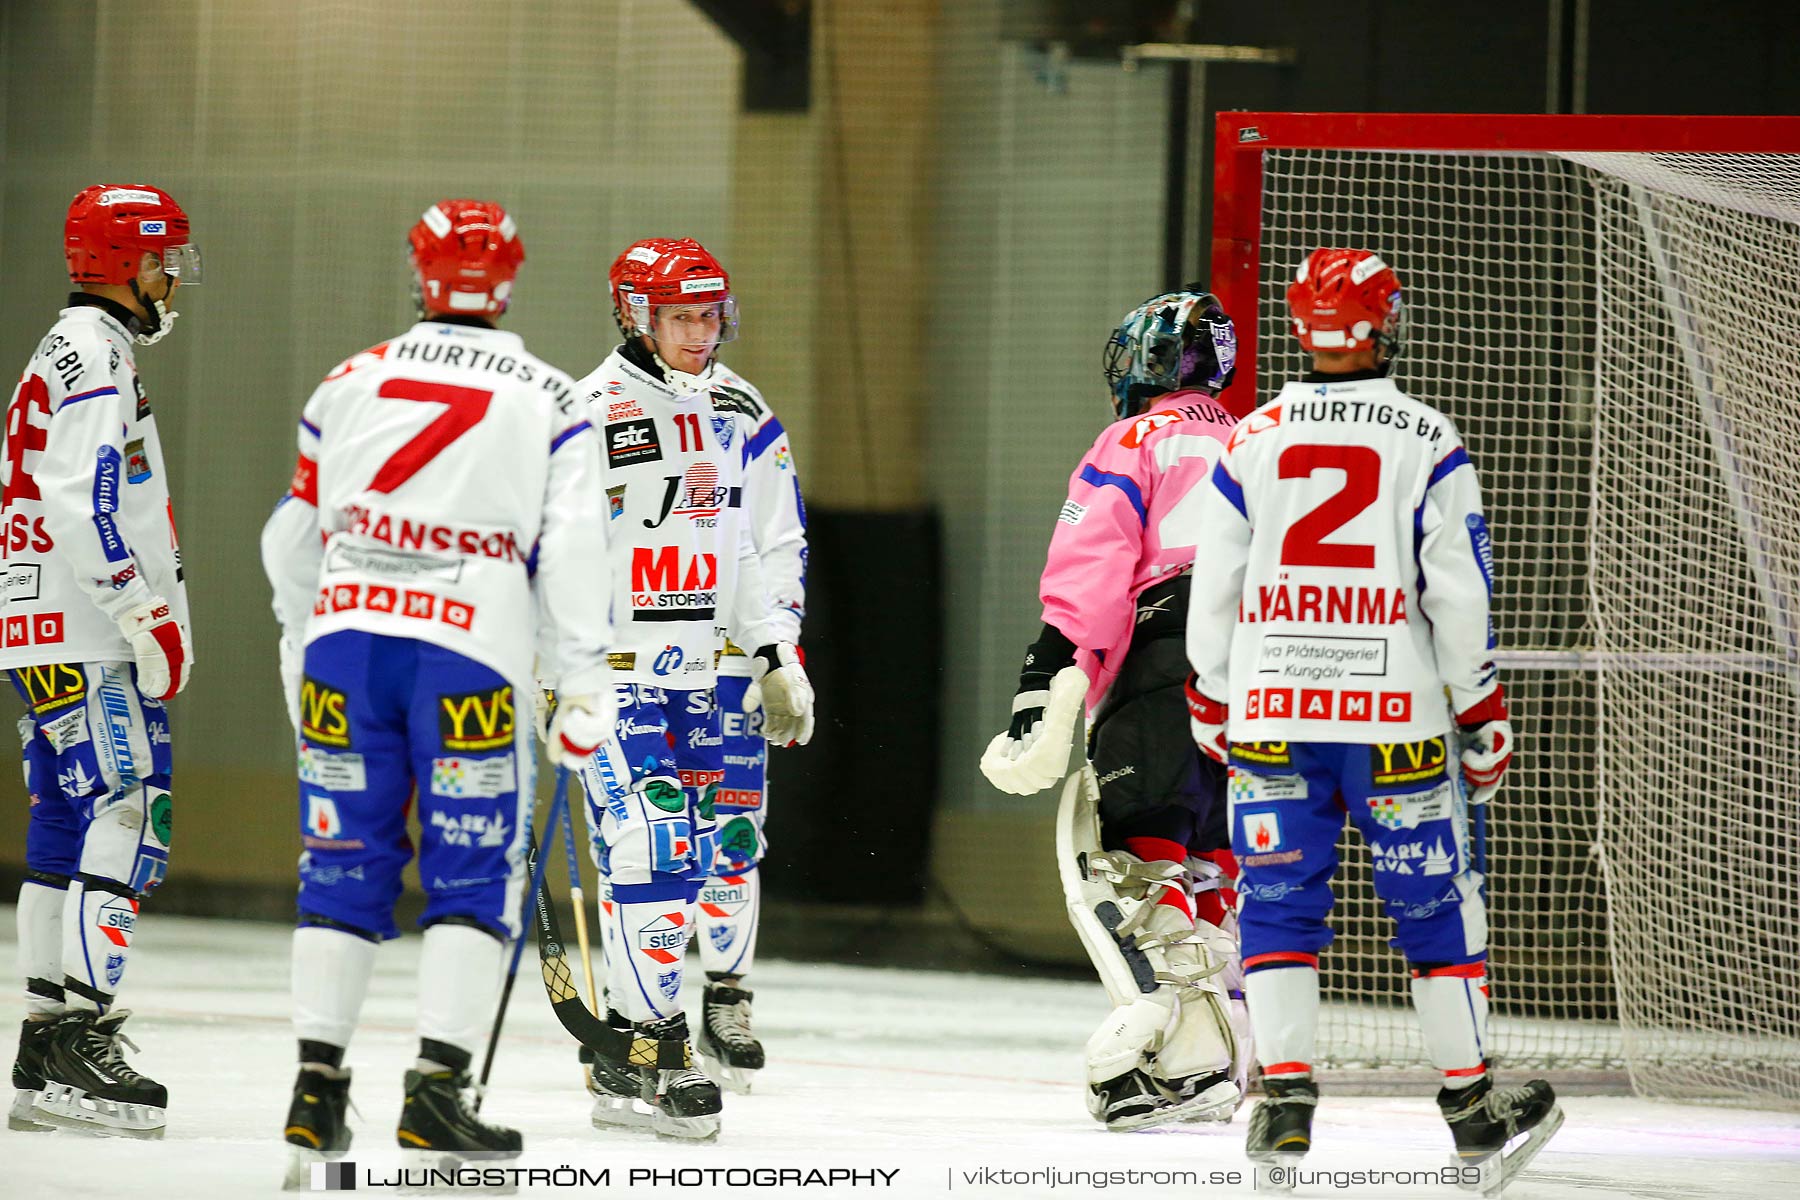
[3,911,1796,1199]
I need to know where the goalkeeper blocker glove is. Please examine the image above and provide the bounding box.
[118,597,190,702]
[1456,688,1514,804]
[746,643,814,746]
[1183,674,1229,764]
[979,626,1088,796]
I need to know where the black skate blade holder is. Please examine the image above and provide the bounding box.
[528,771,691,1071]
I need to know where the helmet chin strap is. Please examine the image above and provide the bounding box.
[651,348,718,394]
[1373,334,1400,376]
[127,277,178,346]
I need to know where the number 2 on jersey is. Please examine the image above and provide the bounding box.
[1278,444,1378,569]
[367,378,493,493]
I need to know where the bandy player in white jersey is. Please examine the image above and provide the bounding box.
[2,184,199,1138]
[1183,249,1561,1190]
[607,237,809,1096]
[555,236,812,1140]
[260,200,614,1173]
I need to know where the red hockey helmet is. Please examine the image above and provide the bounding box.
[1285,248,1402,355]
[407,199,524,318]
[65,184,200,286]
[613,238,738,344]
[609,237,675,335]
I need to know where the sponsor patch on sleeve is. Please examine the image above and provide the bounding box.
[123,438,152,483]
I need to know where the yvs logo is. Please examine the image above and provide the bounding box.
[1371,737,1448,787]
[438,686,515,753]
[629,546,717,621]
[16,663,85,715]
[301,677,352,748]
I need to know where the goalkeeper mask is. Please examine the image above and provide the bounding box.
[1103,287,1238,421]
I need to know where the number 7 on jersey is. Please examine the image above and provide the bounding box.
[366,378,494,494]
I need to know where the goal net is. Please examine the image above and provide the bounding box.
[1211,114,1800,1107]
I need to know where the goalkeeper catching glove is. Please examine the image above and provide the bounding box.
[980,626,1088,796]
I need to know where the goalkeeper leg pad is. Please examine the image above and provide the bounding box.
[1151,917,1248,1122]
[1057,767,1184,1006]
[1058,769,1242,1127]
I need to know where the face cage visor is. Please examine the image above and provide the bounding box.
[628,293,740,346]
[158,242,203,284]
[1103,313,1186,409]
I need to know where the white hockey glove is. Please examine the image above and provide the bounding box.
[1456,688,1515,804]
[547,691,614,770]
[1184,675,1228,764]
[745,643,814,746]
[277,638,304,732]
[980,631,1089,796]
[118,597,190,703]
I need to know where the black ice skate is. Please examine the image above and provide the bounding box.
[396,1066,523,1168]
[638,1014,721,1141]
[1160,1066,1242,1125]
[280,1067,354,1191]
[695,979,764,1095]
[1087,1068,1166,1129]
[1088,1066,1237,1130]
[582,1014,659,1133]
[1439,1074,1565,1194]
[34,1009,167,1138]
[9,1017,59,1132]
[1245,1076,1318,1193]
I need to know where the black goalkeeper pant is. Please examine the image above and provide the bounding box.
[1086,578,1228,858]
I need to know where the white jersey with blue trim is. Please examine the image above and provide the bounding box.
[705,363,806,677]
[1185,374,1498,745]
[0,303,189,670]
[260,320,613,693]
[569,348,785,689]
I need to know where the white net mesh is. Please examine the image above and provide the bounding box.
[1253,147,1800,1106]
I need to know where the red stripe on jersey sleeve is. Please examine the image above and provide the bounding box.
[290,453,318,505]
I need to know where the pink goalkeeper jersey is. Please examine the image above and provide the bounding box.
[1039,389,1236,711]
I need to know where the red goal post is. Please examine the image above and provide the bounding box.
[1203,113,1800,1106]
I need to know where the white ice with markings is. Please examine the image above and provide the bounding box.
[3,911,1796,1198]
